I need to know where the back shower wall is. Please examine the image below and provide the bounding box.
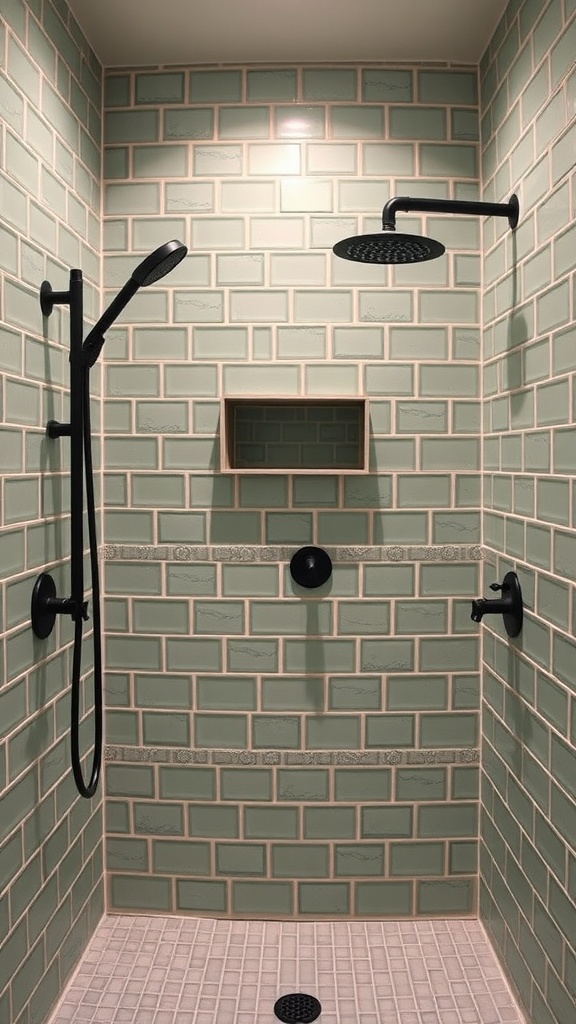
[102,64,483,918]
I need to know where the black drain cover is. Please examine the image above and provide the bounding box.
[274,994,322,1024]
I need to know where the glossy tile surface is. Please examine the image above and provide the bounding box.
[47,914,525,1024]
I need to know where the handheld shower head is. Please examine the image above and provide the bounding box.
[131,239,189,287]
[81,240,188,367]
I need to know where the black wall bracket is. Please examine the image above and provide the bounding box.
[290,546,332,589]
[471,570,523,637]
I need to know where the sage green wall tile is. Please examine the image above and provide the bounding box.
[302,68,357,100]
[417,878,474,914]
[329,676,381,710]
[153,840,210,876]
[262,677,324,711]
[189,805,239,838]
[233,881,293,915]
[158,767,215,800]
[387,675,448,711]
[252,716,300,748]
[247,69,296,101]
[390,841,444,876]
[217,843,265,876]
[195,713,247,748]
[177,880,227,912]
[418,803,478,837]
[244,807,299,839]
[304,807,356,839]
[421,712,477,747]
[227,640,277,673]
[298,881,349,914]
[135,72,185,103]
[110,876,171,911]
[197,677,256,711]
[356,880,412,916]
[277,769,329,801]
[272,844,328,877]
[285,639,355,674]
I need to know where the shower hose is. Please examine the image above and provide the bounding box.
[70,366,103,799]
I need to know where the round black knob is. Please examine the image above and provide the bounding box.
[289,546,332,589]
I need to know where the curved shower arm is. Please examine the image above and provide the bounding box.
[381,194,519,231]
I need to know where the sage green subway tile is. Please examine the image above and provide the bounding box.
[524,431,551,472]
[135,674,192,709]
[197,677,256,711]
[398,767,449,804]
[106,364,160,397]
[366,714,414,748]
[104,147,128,179]
[537,479,570,526]
[450,840,477,875]
[418,803,477,838]
[298,881,349,915]
[133,144,188,178]
[420,289,478,324]
[277,769,329,801]
[135,71,185,103]
[158,512,206,544]
[216,843,266,877]
[104,109,158,144]
[417,878,474,913]
[363,565,414,598]
[335,844,384,877]
[536,379,570,426]
[373,511,428,544]
[387,675,448,711]
[365,365,414,398]
[335,768,391,803]
[133,475,186,509]
[329,676,381,710]
[0,174,27,234]
[418,69,477,104]
[195,713,247,749]
[189,803,240,838]
[163,438,218,471]
[166,638,222,672]
[252,716,300,749]
[360,806,409,839]
[158,767,215,800]
[106,838,149,873]
[244,806,298,839]
[293,476,338,508]
[262,677,324,711]
[419,364,478,396]
[222,565,279,597]
[106,765,154,798]
[104,437,158,470]
[396,402,447,434]
[284,639,355,674]
[390,841,444,876]
[397,475,450,508]
[107,802,130,834]
[421,438,480,470]
[303,807,356,839]
[302,68,356,100]
[246,69,296,100]
[193,145,243,177]
[337,601,389,636]
[451,109,479,141]
[192,213,244,246]
[361,639,414,674]
[105,673,130,709]
[359,290,413,324]
[272,844,329,878]
[356,880,413,916]
[536,672,568,733]
[432,511,480,543]
[234,881,293,915]
[106,710,138,746]
[275,106,325,140]
[306,716,360,749]
[166,564,217,597]
[177,879,227,912]
[110,876,171,912]
[227,640,278,673]
[330,106,384,139]
[210,512,261,543]
[420,565,479,597]
[265,513,313,545]
[189,69,242,101]
[143,712,190,747]
[220,769,272,802]
[420,712,478,748]
[361,68,412,101]
[305,143,356,176]
[194,600,244,635]
[105,182,160,215]
[389,106,446,140]
[153,839,210,877]
[316,512,369,545]
[218,107,269,139]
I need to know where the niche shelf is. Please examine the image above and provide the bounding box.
[221,397,369,474]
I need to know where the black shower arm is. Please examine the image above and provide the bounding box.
[381,195,519,231]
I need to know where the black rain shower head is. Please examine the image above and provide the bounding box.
[333,194,519,265]
[82,239,188,367]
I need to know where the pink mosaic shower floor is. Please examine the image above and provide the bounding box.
[47,915,526,1024]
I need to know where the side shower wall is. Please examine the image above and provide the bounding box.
[480,0,576,1022]
[102,63,484,919]
[0,1,104,1022]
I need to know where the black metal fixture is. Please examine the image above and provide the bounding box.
[31,241,188,798]
[274,994,322,1024]
[470,570,523,637]
[333,193,519,264]
[290,546,332,589]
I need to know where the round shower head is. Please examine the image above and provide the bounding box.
[333,230,445,265]
[131,239,188,287]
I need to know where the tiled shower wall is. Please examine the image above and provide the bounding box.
[0,1,104,1022]
[102,64,485,919]
[479,0,576,1021]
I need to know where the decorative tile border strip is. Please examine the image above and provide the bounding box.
[101,544,487,563]
[105,745,480,765]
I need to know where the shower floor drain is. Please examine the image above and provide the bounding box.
[274,993,322,1024]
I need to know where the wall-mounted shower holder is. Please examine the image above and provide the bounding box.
[470,570,523,637]
[290,546,332,589]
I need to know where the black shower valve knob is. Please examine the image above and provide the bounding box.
[470,570,523,638]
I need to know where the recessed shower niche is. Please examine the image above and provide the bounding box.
[221,397,368,473]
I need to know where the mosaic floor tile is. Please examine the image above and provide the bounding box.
[47,916,525,1024]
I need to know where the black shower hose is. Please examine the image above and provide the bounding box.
[69,366,103,799]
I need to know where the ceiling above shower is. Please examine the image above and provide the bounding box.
[67,0,509,68]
